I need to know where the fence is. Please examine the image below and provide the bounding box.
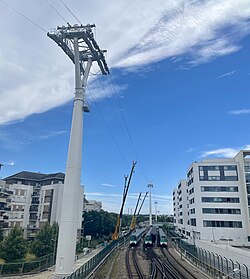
[0,254,55,277]
[174,238,250,279]
[65,233,131,279]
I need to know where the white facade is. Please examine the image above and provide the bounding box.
[173,150,250,246]
[0,180,12,235]
[173,180,188,236]
[84,200,102,212]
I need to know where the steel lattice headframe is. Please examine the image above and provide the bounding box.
[47,23,109,76]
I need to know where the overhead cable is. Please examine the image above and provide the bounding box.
[0,0,47,33]
[57,0,82,25]
[44,0,69,24]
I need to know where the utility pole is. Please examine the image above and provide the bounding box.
[48,24,109,278]
[147,184,153,226]
[154,201,158,223]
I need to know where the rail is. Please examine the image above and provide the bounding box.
[65,231,132,279]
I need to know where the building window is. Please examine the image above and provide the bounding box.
[203,220,242,228]
[190,218,196,226]
[190,208,195,214]
[189,187,194,194]
[189,198,195,204]
[202,208,241,214]
[201,186,238,192]
[202,197,240,203]
[199,165,238,181]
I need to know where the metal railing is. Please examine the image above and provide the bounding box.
[173,239,250,279]
[65,232,131,279]
[0,254,55,277]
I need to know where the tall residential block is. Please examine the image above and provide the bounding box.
[3,171,84,238]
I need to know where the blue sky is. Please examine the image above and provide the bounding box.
[0,0,250,213]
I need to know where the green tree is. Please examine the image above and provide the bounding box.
[0,227,3,242]
[0,226,27,262]
[31,222,56,258]
[83,211,117,239]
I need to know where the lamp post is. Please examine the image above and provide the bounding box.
[147,184,153,226]
[154,201,158,223]
[81,220,93,250]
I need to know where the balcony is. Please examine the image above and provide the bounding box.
[29,205,39,213]
[29,214,38,220]
[31,198,39,205]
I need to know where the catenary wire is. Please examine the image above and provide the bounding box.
[0,0,47,33]
[92,65,131,144]
[89,67,150,186]
[86,85,130,169]
[44,0,69,24]
[87,83,147,188]
[107,73,150,183]
[57,0,82,25]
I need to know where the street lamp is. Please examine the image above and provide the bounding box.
[147,184,153,226]
[154,201,158,223]
[81,219,93,250]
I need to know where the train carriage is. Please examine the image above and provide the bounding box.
[144,226,157,247]
[129,228,145,246]
[158,228,168,247]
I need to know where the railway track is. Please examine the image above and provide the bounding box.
[126,246,145,279]
[160,247,197,279]
[147,247,181,279]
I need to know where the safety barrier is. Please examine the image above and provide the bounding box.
[0,253,55,277]
[65,232,131,279]
[174,239,249,279]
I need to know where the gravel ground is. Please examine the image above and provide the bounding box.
[92,243,151,279]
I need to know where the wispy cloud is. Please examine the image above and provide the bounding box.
[218,70,237,79]
[101,183,117,188]
[32,130,68,141]
[186,148,195,153]
[85,191,173,213]
[201,144,250,158]
[1,0,250,125]
[3,161,15,166]
[228,109,250,115]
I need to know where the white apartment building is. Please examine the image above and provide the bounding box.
[4,171,84,238]
[0,180,12,236]
[173,180,188,236]
[84,199,102,212]
[173,150,250,246]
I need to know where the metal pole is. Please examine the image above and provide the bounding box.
[154,201,158,223]
[55,37,92,277]
[148,184,153,226]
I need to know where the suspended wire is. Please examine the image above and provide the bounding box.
[86,85,130,169]
[44,0,69,24]
[90,65,150,185]
[92,65,130,143]
[0,0,47,33]
[87,83,146,188]
[57,0,82,25]
[107,73,150,183]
